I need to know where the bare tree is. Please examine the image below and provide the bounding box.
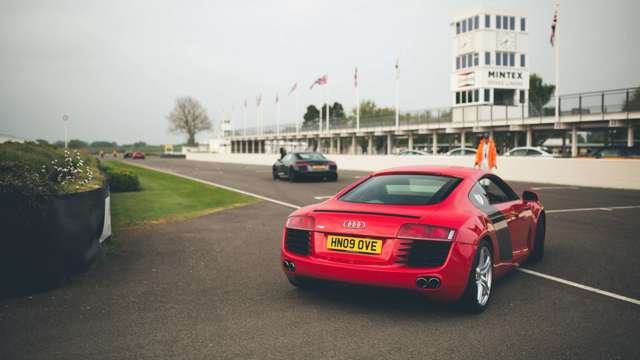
[167,97,212,145]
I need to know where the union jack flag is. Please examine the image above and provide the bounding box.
[354,67,358,88]
[550,10,558,46]
[288,82,298,95]
[309,74,328,90]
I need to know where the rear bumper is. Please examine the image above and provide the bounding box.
[281,241,476,302]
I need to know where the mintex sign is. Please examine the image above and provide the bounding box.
[451,68,529,90]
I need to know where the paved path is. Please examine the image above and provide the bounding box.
[1,158,639,359]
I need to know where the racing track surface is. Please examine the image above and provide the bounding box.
[1,157,639,359]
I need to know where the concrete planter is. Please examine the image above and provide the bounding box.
[0,186,111,297]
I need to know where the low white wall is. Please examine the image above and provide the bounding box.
[185,153,640,190]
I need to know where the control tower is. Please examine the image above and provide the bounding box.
[451,9,529,121]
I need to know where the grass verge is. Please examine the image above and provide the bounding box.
[101,160,257,231]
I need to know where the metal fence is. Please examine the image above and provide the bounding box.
[232,87,639,137]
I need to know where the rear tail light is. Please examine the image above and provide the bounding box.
[295,161,310,167]
[397,224,455,241]
[286,215,315,231]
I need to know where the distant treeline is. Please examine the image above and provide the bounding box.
[32,139,183,155]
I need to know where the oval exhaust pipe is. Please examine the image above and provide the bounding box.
[282,260,296,272]
[416,276,440,289]
[416,277,429,289]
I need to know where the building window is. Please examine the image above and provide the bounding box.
[456,22,460,34]
[456,92,460,104]
[461,55,466,68]
[520,54,526,67]
[485,14,490,28]
[462,19,466,32]
[509,16,515,30]
[468,90,473,103]
[485,51,490,65]
[474,15,479,30]
[496,51,501,65]
[474,90,479,103]
[503,52,509,67]
[461,91,467,104]
[520,17,526,31]
[509,53,515,67]
[474,53,479,66]
[496,15,501,29]
[519,90,525,104]
[468,18,472,31]
[456,56,460,69]
[484,89,490,103]
[503,16,509,30]
[467,53,473,67]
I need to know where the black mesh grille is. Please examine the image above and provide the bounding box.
[285,228,311,255]
[396,240,452,268]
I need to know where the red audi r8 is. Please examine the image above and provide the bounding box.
[280,166,545,312]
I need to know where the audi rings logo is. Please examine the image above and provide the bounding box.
[342,220,366,229]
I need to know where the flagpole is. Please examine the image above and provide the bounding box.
[243,101,247,136]
[554,2,560,124]
[355,68,360,131]
[325,83,330,132]
[295,90,300,135]
[395,58,400,128]
[276,95,280,136]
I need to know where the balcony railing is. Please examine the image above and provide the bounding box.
[230,87,639,137]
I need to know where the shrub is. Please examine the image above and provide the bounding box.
[0,142,103,202]
[103,168,140,192]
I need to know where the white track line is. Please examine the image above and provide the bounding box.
[126,162,303,210]
[547,205,640,214]
[517,268,640,306]
[531,186,579,190]
[124,161,640,306]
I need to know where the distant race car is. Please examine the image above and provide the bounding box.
[503,147,554,157]
[123,151,132,159]
[273,152,337,182]
[446,147,477,156]
[280,166,545,312]
[131,151,145,159]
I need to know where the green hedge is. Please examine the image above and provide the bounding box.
[102,167,140,192]
[0,142,103,201]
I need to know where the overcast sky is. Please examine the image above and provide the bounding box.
[1,0,639,145]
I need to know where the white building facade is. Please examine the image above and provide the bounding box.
[451,9,529,122]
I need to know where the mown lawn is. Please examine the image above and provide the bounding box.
[101,161,257,231]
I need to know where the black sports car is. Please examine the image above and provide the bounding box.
[273,152,338,182]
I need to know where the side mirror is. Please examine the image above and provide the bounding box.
[522,190,539,202]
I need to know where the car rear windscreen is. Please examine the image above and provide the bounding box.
[340,174,461,205]
[296,153,326,161]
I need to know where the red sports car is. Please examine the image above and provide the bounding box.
[131,151,145,160]
[281,166,545,312]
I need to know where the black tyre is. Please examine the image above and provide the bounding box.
[330,173,338,182]
[272,167,279,180]
[459,239,493,313]
[529,213,545,262]
[287,276,322,290]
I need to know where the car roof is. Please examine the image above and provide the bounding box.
[372,165,487,180]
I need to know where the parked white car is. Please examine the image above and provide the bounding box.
[398,150,430,156]
[503,147,555,157]
[446,147,477,156]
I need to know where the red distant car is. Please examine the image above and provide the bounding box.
[131,151,145,159]
[281,166,545,312]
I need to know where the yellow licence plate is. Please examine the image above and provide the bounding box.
[326,235,383,255]
[312,165,328,170]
